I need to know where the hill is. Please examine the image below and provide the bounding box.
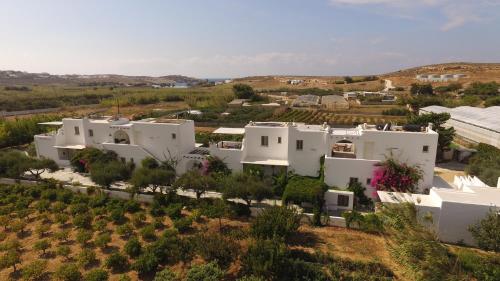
[0,70,203,87]
[233,62,500,90]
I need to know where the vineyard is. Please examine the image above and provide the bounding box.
[273,109,406,125]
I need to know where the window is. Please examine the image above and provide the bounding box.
[366,178,371,185]
[349,177,358,185]
[423,145,429,153]
[337,195,349,207]
[277,137,282,144]
[296,140,303,151]
[261,136,269,147]
[172,133,176,139]
[74,126,80,135]
[88,129,93,137]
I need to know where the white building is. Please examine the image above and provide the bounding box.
[209,122,438,199]
[416,73,466,82]
[378,175,500,245]
[35,117,438,209]
[35,117,198,174]
[420,106,500,148]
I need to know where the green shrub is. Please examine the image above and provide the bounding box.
[456,249,500,281]
[94,233,112,249]
[153,267,177,281]
[76,229,93,246]
[84,268,109,281]
[56,245,71,259]
[33,239,51,255]
[132,250,159,276]
[186,261,224,281]
[116,223,134,238]
[250,206,300,241]
[54,263,82,281]
[173,217,192,233]
[468,209,500,252]
[77,249,97,268]
[194,233,238,268]
[105,251,129,272]
[241,239,288,279]
[21,260,47,281]
[124,236,142,258]
[140,224,157,241]
[73,213,93,229]
[166,203,183,220]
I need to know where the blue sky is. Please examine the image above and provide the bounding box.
[0,0,499,78]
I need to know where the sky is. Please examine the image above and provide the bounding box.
[0,0,499,78]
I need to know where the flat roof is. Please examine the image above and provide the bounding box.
[241,157,289,166]
[432,187,500,206]
[212,127,245,135]
[53,144,86,150]
[377,191,441,207]
[38,121,63,126]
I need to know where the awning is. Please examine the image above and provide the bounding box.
[38,121,63,126]
[213,127,245,135]
[53,144,86,150]
[241,157,289,166]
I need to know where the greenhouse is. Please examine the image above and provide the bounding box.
[420,106,500,148]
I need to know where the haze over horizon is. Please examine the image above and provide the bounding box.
[1,0,500,78]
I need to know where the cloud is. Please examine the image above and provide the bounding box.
[329,0,500,30]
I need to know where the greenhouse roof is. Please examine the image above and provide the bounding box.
[420,106,500,133]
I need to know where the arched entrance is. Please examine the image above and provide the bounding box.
[113,130,130,144]
[331,140,355,158]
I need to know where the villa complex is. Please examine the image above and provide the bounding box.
[35,117,439,201]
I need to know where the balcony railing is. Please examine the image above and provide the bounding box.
[215,141,242,150]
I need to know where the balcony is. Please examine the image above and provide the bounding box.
[215,141,242,150]
[331,143,356,159]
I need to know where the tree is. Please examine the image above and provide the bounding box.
[77,249,97,268]
[124,236,142,258]
[132,250,159,276]
[202,199,229,232]
[410,83,434,95]
[469,209,500,252]
[344,76,354,84]
[33,239,51,256]
[21,260,47,281]
[222,172,272,207]
[186,262,224,281]
[95,233,112,249]
[466,143,500,187]
[130,165,175,194]
[154,267,177,281]
[54,263,82,281]
[241,239,288,280]
[347,181,372,209]
[0,150,29,178]
[173,170,216,200]
[76,229,93,246]
[232,84,255,99]
[90,160,130,189]
[23,158,58,179]
[84,268,109,281]
[250,206,301,241]
[408,112,455,160]
[105,251,129,272]
[371,158,423,193]
[0,250,21,273]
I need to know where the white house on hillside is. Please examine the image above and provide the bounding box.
[209,122,438,199]
[378,175,500,246]
[35,117,197,174]
[35,117,438,203]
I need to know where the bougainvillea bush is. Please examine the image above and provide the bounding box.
[371,158,422,193]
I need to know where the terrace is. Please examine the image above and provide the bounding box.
[215,141,243,150]
[331,142,356,159]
